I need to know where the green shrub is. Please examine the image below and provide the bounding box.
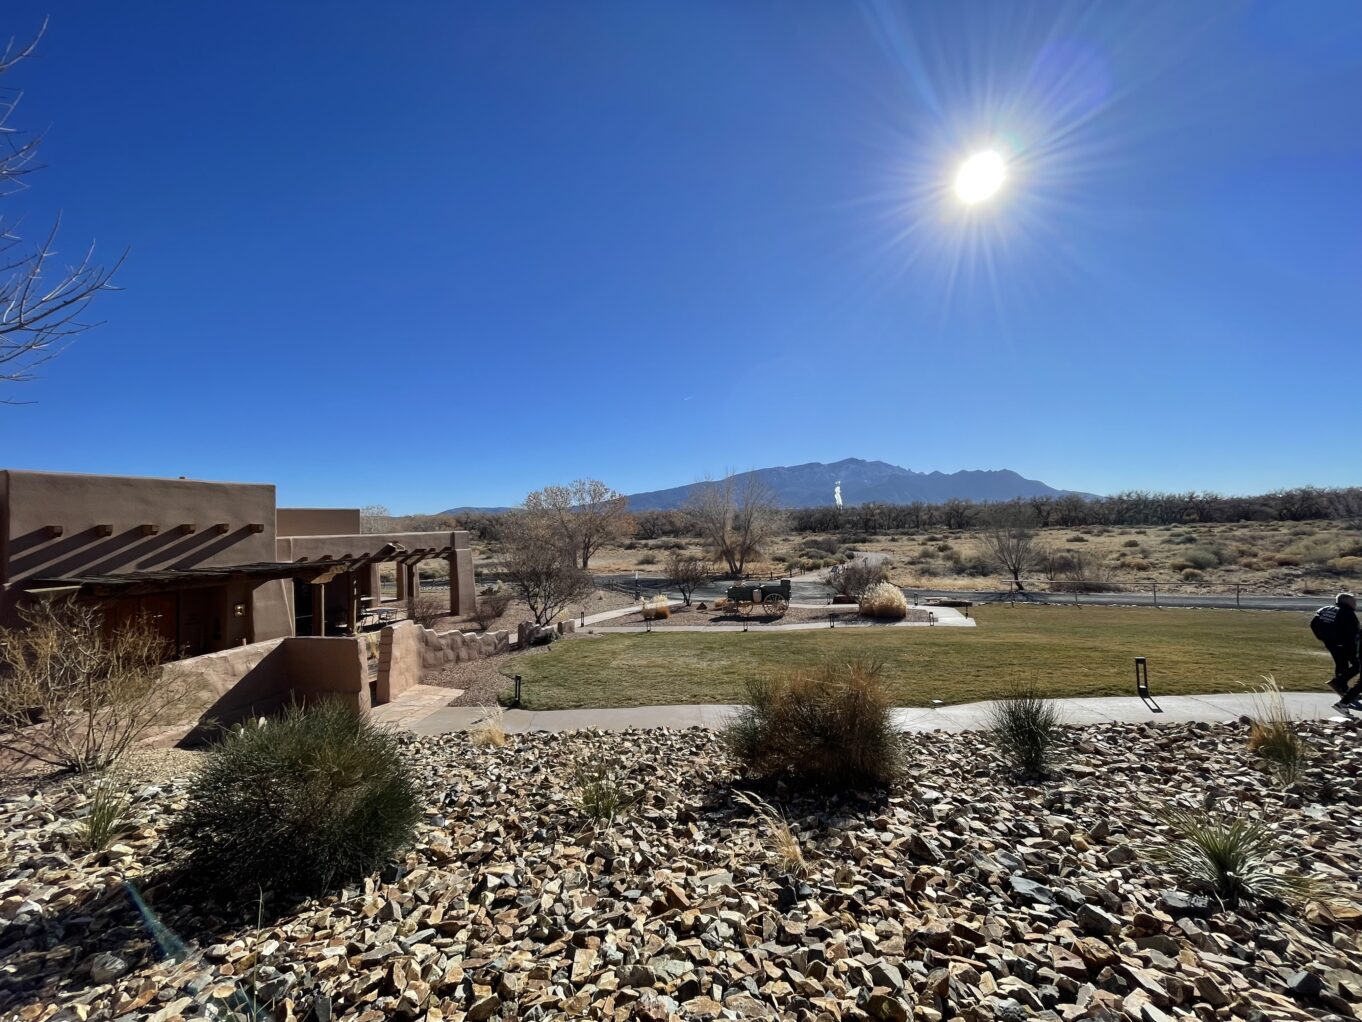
[723,658,901,787]
[860,581,909,620]
[1148,809,1318,907]
[1065,535,1087,543]
[71,779,133,854]
[168,700,420,898]
[1172,546,1222,571]
[987,683,1062,777]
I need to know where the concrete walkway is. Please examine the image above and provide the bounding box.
[397,691,1351,737]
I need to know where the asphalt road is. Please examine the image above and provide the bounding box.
[593,573,1324,613]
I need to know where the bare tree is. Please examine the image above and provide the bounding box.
[685,473,777,575]
[524,479,631,570]
[0,22,124,396]
[665,551,710,606]
[0,599,187,773]
[978,501,1038,592]
[825,558,888,600]
[499,511,593,624]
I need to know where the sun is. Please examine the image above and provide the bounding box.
[954,150,1006,204]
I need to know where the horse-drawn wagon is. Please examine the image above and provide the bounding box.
[724,578,791,617]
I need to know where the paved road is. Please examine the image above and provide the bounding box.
[593,573,1323,613]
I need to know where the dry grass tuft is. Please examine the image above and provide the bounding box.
[70,778,133,854]
[640,596,672,621]
[470,704,507,748]
[733,789,808,877]
[572,748,640,823]
[723,657,902,787]
[859,581,908,620]
[1246,675,1311,786]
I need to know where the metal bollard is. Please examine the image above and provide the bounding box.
[514,674,522,706]
[1135,657,1149,698]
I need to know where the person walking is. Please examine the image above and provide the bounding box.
[1311,593,1360,709]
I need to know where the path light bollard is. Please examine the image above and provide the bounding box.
[829,612,835,629]
[1135,657,1149,699]
[514,674,522,707]
[581,610,585,627]
[929,612,936,626]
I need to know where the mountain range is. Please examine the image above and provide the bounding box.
[439,459,1086,514]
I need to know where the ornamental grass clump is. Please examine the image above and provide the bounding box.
[572,748,640,824]
[71,779,133,854]
[168,700,420,899]
[1246,674,1311,786]
[987,682,1063,778]
[723,657,901,788]
[859,581,908,620]
[640,596,672,621]
[1148,808,1319,907]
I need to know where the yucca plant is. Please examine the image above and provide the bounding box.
[72,779,133,853]
[1246,675,1311,785]
[987,682,1063,778]
[1148,808,1319,907]
[572,749,640,824]
[732,789,808,877]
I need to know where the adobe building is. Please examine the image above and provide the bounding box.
[0,469,475,658]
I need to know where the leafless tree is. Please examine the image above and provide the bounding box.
[978,501,1039,592]
[472,587,513,630]
[825,558,888,600]
[405,591,447,628]
[499,511,593,624]
[685,473,778,576]
[0,599,189,773]
[0,22,124,397]
[524,479,631,570]
[665,551,710,606]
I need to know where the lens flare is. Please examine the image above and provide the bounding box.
[954,150,1006,204]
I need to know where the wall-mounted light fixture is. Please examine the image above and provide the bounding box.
[233,602,246,618]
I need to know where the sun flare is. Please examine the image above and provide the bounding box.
[954,150,1006,204]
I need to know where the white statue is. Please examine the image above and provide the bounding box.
[834,481,843,510]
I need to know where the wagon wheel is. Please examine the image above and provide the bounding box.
[741,599,758,616]
[764,595,788,618]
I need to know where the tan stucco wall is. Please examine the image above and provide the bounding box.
[375,619,510,703]
[277,508,361,538]
[161,634,370,743]
[0,470,277,585]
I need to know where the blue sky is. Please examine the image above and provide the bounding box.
[3,2,1359,511]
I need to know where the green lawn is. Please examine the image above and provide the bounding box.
[502,605,1325,710]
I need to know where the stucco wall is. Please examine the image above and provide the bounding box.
[162,634,370,743]
[0,470,277,585]
[375,619,511,703]
[277,508,361,538]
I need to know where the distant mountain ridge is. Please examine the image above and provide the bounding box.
[625,458,1087,511]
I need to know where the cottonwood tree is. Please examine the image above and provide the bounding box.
[685,474,777,576]
[0,22,123,396]
[524,479,631,570]
[498,511,593,624]
[665,550,710,606]
[978,501,1038,592]
[825,558,888,600]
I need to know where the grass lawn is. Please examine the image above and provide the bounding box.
[502,605,1325,710]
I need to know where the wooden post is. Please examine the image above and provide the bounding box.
[347,572,359,635]
[395,562,407,601]
[312,582,326,636]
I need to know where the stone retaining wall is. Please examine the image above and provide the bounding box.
[376,620,512,703]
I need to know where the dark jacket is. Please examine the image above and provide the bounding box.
[1312,603,1361,647]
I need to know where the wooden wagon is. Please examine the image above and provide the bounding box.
[724,578,791,617]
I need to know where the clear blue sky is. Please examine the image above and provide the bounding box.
[4,2,1359,511]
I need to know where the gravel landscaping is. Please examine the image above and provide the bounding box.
[3,720,1361,1021]
[595,605,933,629]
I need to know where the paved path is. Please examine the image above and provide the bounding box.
[397,691,1351,737]
[587,603,974,634]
